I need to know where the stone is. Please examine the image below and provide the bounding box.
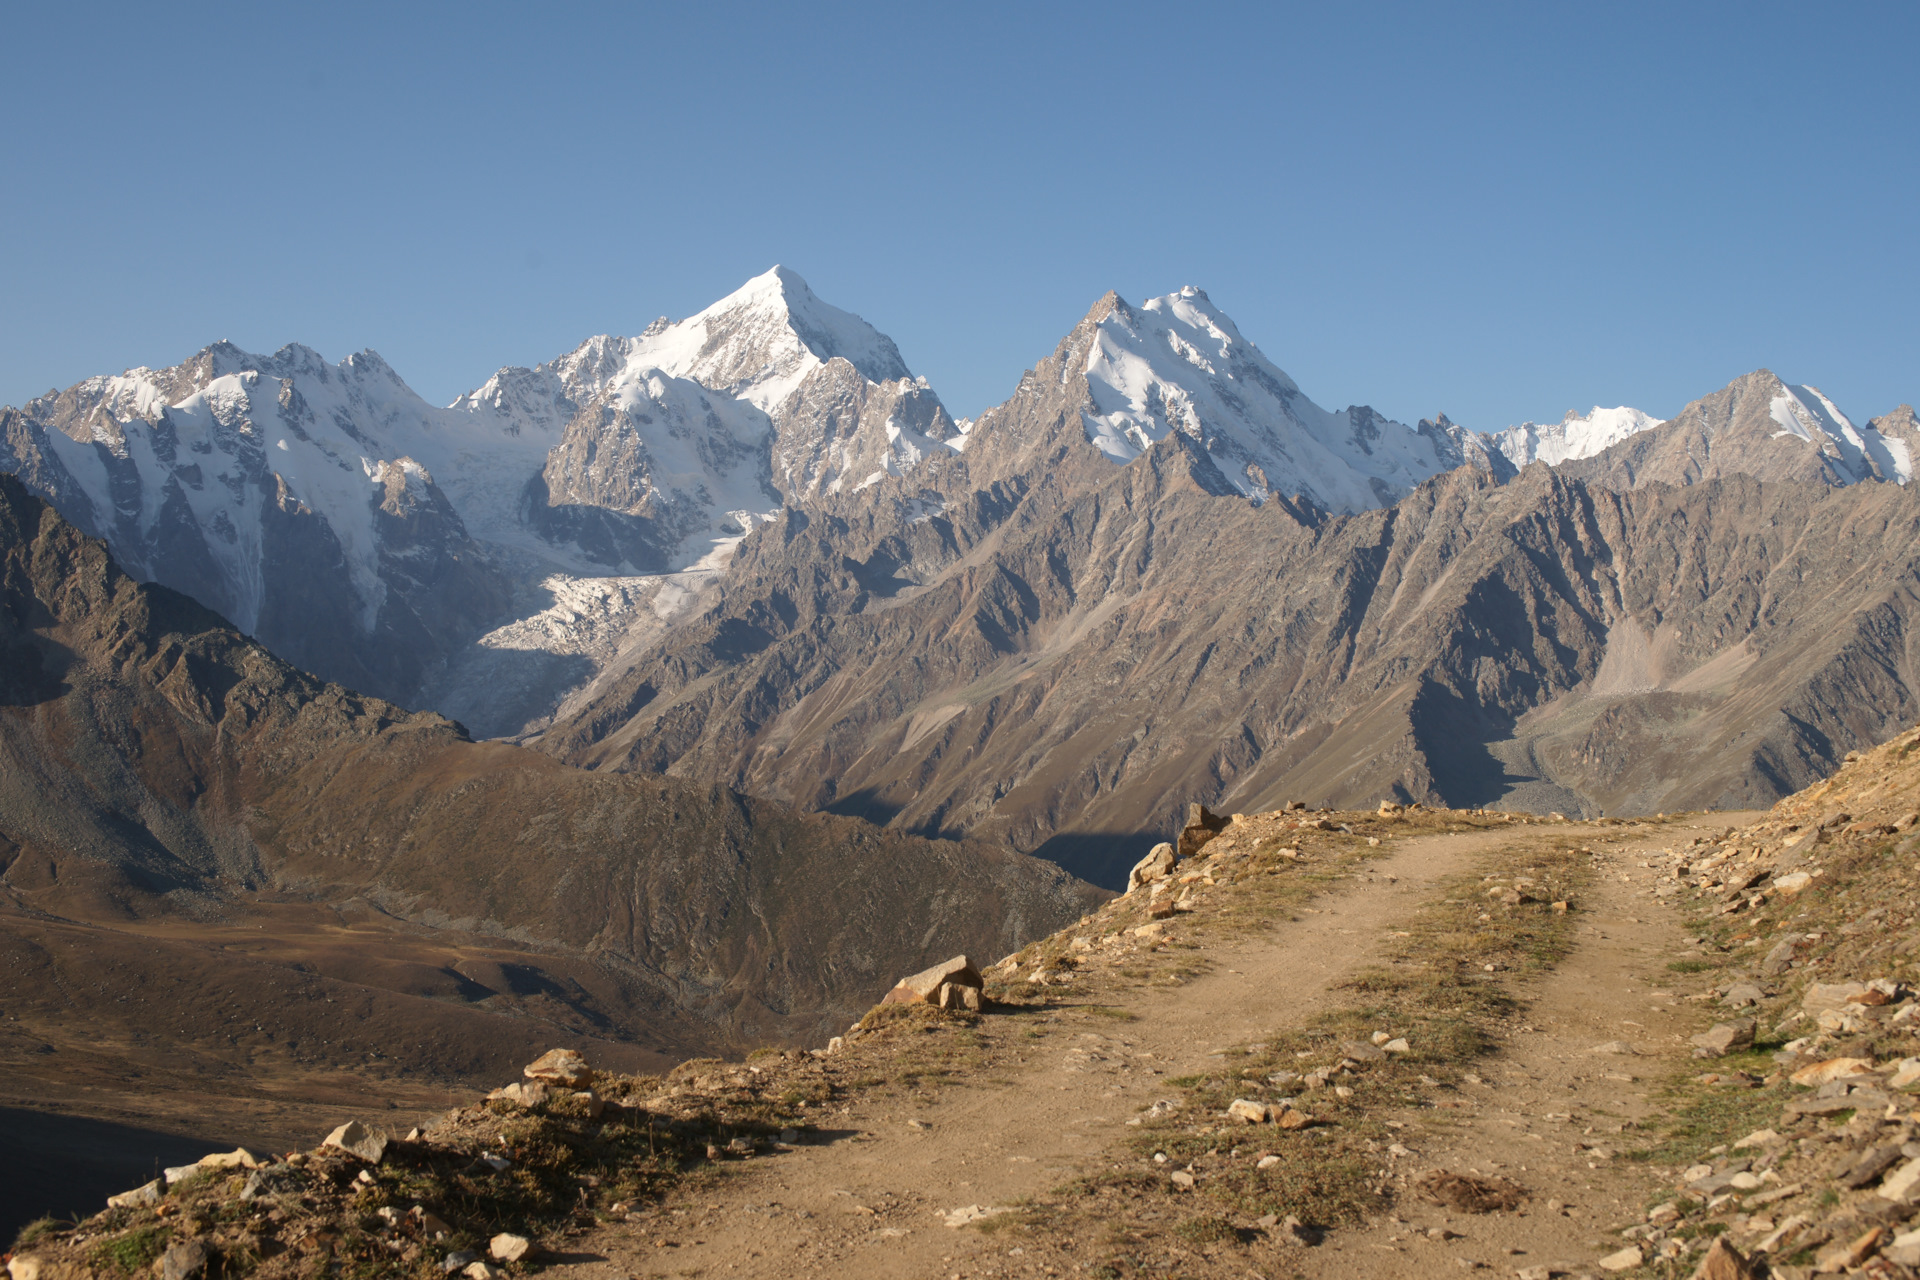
[523,1048,594,1088]
[489,1234,533,1263]
[942,1205,1010,1227]
[1732,1129,1780,1149]
[159,1240,210,1280]
[1148,898,1177,920]
[1802,982,1868,1011]
[1177,804,1229,859]
[1889,1058,1920,1090]
[1597,1245,1643,1271]
[936,982,983,1012]
[1840,1143,1905,1189]
[1169,1170,1196,1189]
[1760,935,1804,976]
[1341,1040,1387,1062]
[1382,1038,1411,1054]
[881,955,984,1005]
[1690,1020,1756,1056]
[7,1257,40,1280]
[487,1082,550,1108]
[1688,1237,1760,1280]
[1814,1224,1883,1272]
[1256,1155,1281,1170]
[1881,1156,1920,1202]
[1720,983,1768,1008]
[412,1207,453,1238]
[324,1121,388,1163]
[1274,1105,1314,1130]
[1790,1056,1876,1087]
[464,1264,506,1280]
[1773,871,1814,895]
[572,1089,606,1118]
[1127,843,1178,892]
[440,1251,480,1273]
[1227,1099,1269,1124]
[106,1179,163,1210]
[1590,1040,1637,1055]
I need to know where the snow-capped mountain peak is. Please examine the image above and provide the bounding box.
[1073,287,1463,511]
[620,265,912,413]
[1486,405,1665,470]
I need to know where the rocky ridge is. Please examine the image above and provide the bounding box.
[0,473,1103,1105]
[543,426,1920,886]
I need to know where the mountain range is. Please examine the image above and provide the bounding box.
[5,269,1918,894]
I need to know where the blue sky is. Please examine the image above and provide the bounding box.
[2,2,1914,429]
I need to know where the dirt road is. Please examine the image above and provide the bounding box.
[557,815,1753,1279]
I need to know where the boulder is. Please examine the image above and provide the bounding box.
[936,982,983,1012]
[324,1121,388,1163]
[1126,843,1178,892]
[106,1179,163,1210]
[1690,1020,1756,1057]
[1720,982,1768,1007]
[487,1082,550,1108]
[159,1240,210,1280]
[6,1257,41,1280]
[1176,804,1228,859]
[882,955,984,1005]
[1227,1099,1269,1124]
[1274,1105,1314,1130]
[523,1048,594,1088]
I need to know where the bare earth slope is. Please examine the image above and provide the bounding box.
[0,474,1102,1130]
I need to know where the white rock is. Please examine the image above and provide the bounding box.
[489,1234,532,1263]
[1597,1245,1643,1271]
[324,1120,388,1163]
[106,1179,163,1210]
[1880,1155,1920,1202]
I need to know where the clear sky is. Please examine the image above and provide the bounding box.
[3,2,1914,430]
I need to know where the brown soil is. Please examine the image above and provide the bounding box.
[543,814,1756,1279]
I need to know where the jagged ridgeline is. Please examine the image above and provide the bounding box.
[0,474,1104,1097]
[6,268,1920,894]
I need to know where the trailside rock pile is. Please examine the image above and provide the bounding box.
[1601,725,1920,1277]
[1,1048,857,1280]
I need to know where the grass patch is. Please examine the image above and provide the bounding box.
[10,1216,62,1250]
[87,1226,168,1275]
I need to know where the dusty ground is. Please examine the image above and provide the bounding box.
[544,813,1756,1280]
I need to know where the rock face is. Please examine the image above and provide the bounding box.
[0,476,1105,1087]
[542,400,1920,885]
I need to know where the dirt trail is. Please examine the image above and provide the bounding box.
[551,814,1756,1279]
[1301,812,1766,1278]
[549,827,1536,1278]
